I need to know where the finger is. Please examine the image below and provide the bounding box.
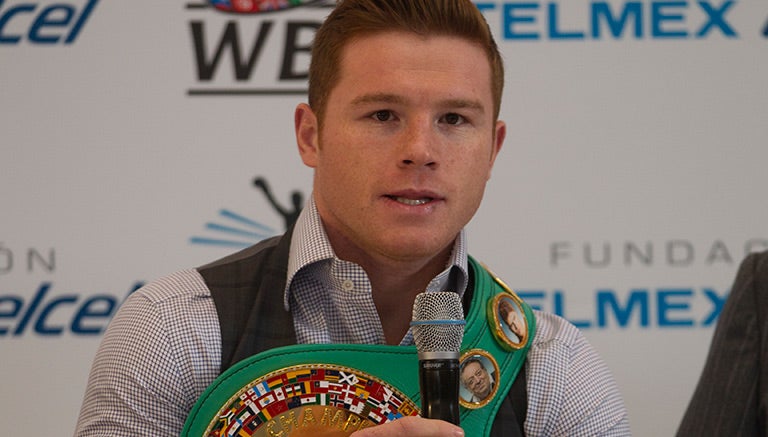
[351,416,464,437]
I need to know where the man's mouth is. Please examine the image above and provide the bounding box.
[388,196,432,206]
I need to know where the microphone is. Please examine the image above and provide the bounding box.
[411,292,465,425]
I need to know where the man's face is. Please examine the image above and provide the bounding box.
[508,310,523,337]
[502,301,523,337]
[296,31,505,265]
[461,361,491,399]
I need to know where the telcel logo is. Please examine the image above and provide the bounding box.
[0,282,142,336]
[0,0,98,44]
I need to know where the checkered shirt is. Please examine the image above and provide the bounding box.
[74,200,630,436]
[285,197,468,346]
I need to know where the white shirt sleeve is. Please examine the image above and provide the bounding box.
[525,311,631,436]
[74,270,221,436]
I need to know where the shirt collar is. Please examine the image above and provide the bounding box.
[284,196,469,310]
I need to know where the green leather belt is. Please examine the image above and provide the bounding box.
[183,256,535,436]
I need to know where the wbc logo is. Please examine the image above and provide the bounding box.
[207,0,324,13]
[186,0,331,95]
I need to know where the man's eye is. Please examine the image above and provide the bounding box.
[372,110,393,122]
[442,113,464,125]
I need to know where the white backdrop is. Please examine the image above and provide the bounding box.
[2,1,767,435]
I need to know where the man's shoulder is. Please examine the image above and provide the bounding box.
[200,234,284,270]
[529,309,586,350]
[729,250,768,299]
[129,268,211,306]
[124,235,289,310]
[525,310,629,433]
[744,249,768,274]
[198,233,290,287]
[525,309,607,369]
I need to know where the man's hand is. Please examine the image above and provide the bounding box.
[351,417,464,437]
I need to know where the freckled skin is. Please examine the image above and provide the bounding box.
[296,31,505,270]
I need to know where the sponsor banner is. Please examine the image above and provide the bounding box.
[1,0,767,435]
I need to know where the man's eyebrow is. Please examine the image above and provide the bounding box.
[443,98,485,113]
[350,93,406,106]
[351,93,485,113]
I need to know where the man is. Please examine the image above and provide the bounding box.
[500,299,526,341]
[75,1,629,436]
[677,250,768,436]
[461,358,495,403]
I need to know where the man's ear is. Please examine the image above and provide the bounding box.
[487,120,506,180]
[295,103,319,168]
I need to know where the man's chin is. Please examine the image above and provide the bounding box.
[379,244,448,264]
[377,232,454,259]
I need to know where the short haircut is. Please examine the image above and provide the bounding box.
[461,357,486,374]
[308,0,504,124]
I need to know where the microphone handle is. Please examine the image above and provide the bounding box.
[418,358,461,425]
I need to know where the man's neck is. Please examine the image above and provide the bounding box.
[364,255,450,345]
[328,232,454,345]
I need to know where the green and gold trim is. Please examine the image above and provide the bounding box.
[183,256,536,437]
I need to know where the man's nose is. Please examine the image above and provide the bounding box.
[398,119,438,169]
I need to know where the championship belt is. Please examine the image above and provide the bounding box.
[182,257,536,437]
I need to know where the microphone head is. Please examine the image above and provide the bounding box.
[411,292,465,354]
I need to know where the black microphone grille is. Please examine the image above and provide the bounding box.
[411,292,465,353]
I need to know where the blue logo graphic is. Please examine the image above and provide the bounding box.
[0,281,142,336]
[0,0,99,45]
[190,209,278,248]
[519,287,727,329]
[191,177,304,248]
[476,1,739,40]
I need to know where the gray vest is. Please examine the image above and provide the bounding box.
[199,228,527,436]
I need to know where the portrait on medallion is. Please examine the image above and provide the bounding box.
[497,295,526,346]
[459,353,498,406]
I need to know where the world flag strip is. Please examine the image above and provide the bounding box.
[207,365,419,436]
